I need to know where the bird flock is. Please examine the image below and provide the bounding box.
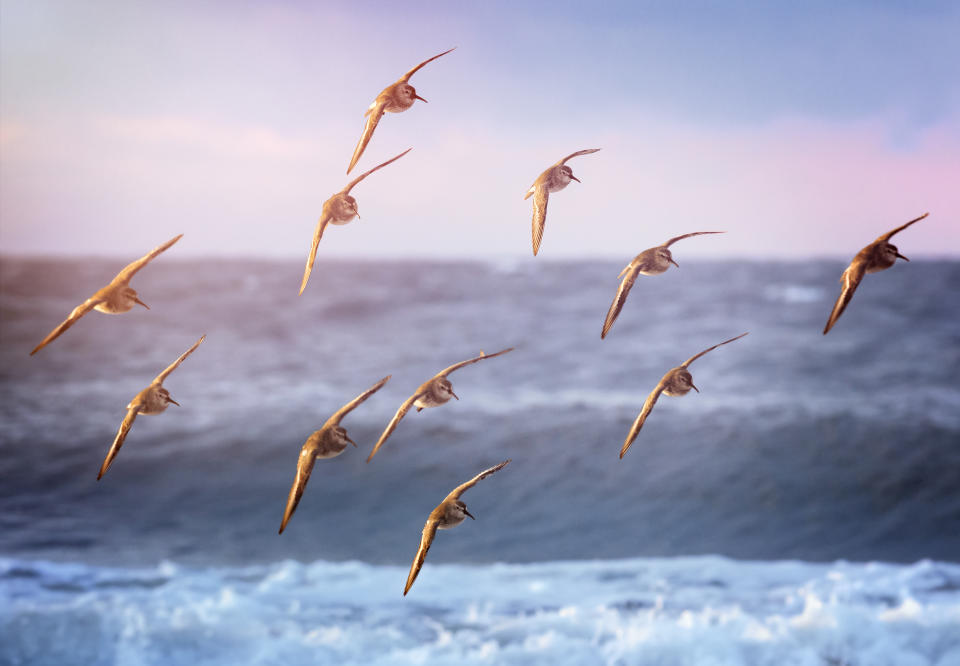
[28,47,929,596]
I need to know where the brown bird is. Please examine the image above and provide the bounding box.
[97,335,205,480]
[524,148,601,256]
[299,149,411,295]
[823,212,928,334]
[620,332,748,459]
[403,459,511,596]
[366,348,515,463]
[346,47,455,174]
[278,375,391,534]
[30,234,183,355]
[601,231,725,339]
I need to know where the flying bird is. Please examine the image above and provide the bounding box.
[346,48,455,174]
[601,231,725,339]
[524,148,601,256]
[823,213,928,335]
[30,234,183,355]
[366,348,514,463]
[403,459,510,596]
[300,149,411,295]
[619,332,748,459]
[97,335,205,480]
[278,375,391,534]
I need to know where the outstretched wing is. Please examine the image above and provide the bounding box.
[403,516,439,595]
[436,347,515,378]
[662,231,725,248]
[342,148,412,195]
[444,459,511,502]
[556,148,601,166]
[299,211,333,295]
[278,445,318,534]
[530,186,549,256]
[681,332,749,367]
[601,265,639,339]
[619,382,665,459]
[113,234,183,285]
[399,47,456,83]
[346,100,387,174]
[30,295,104,355]
[152,335,205,385]
[366,391,424,462]
[325,375,392,428]
[97,406,141,479]
[823,259,867,335]
[877,212,928,242]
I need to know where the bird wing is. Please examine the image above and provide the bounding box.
[278,445,319,534]
[530,185,549,256]
[823,259,867,335]
[342,148,412,195]
[325,375,392,428]
[152,335,206,385]
[399,47,456,83]
[112,234,183,285]
[556,148,601,166]
[30,295,105,355]
[681,332,749,367]
[662,231,725,248]
[601,264,639,339]
[346,99,387,174]
[619,380,666,459]
[366,390,425,462]
[443,459,511,502]
[299,209,333,296]
[97,405,141,479]
[436,347,515,378]
[403,516,440,595]
[877,212,928,242]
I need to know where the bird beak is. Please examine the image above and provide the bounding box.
[135,298,150,310]
[414,94,428,103]
[896,252,910,262]
[167,396,180,406]
[345,434,357,448]
[570,175,581,183]
[451,391,459,400]
[670,258,680,268]
[690,383,699,393]
[463,508,475,520]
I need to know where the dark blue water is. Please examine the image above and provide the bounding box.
[2,257,959,567]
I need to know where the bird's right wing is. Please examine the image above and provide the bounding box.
[325,375,392,427]
[877,212,928,242]
[366,391,424,462]
[531,185,549,256]
[557,148,601,165]
[681,332,749,367]
[299,210,333,295]
[278,446,318,534]
[601,265,639,339]
[403,516,439,595]
[619,382,666,459]
[823,259,867,335]
[97,405,141,479]
[152,335,206,385]
[30,295,104,355]
[346,100,387,174]
[113,234,183,285]
[444,459,511,502]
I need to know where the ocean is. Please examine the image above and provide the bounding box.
[1,257,959,665]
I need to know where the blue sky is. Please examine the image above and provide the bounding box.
[1,0,957,258]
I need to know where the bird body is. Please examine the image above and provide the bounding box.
[525,149,601,256]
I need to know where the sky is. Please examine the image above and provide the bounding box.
[1,0,958,259]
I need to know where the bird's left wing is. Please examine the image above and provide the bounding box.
[325,375,392,427]
[444,459,511,502]
[113,234,183,285]
[877,212,928,242]
[436,347,515,378]
[662,231,725,248]
[681,332,749,367]
[152,335,205,385]
[399,47,456,83]
[557,148,601,165]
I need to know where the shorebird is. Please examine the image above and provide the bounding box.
[300,149,411,295]
[97,335,205,480]
[619,332,748,459]
[278,375,391,534]
[346,47,455,174]
[403,459,510,596]
[30,234,183,355]
[366,347,514,463]
[601,231,725,339]
[823,213,928,335]
[525,148,601,256]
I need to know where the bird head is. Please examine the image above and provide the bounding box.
[884,242,909,263]
[455,500,475,520]
[159,387,180,406]
[657,247,679,268]
[398,83,427,104]
[437,377,459,401]
[333,426,356,448]
[559,165,580,184]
